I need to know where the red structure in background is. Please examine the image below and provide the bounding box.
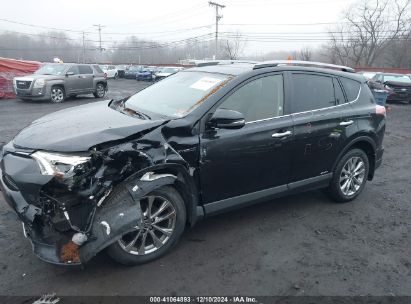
[0,57,42,99]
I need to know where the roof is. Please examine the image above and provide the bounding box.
[185,62,364,82]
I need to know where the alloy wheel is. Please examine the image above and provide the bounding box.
[96,84,105,97]
[118,195,176,256]
[51,87,64,103]
[339,156,366,196]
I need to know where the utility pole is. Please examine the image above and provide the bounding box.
[82,31,86,63]
[208,1,225,60]
[93,24,105,53]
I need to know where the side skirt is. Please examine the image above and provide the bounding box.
[203,173,332,216]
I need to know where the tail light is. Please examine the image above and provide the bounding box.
[375,105,386,117]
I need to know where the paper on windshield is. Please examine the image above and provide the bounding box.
[190,77,222,91]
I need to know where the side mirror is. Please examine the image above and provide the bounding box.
[66,71,74,76]
[208,109,245,130]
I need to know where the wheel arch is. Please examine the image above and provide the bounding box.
[333,135,377,180]
[125,163,202,227]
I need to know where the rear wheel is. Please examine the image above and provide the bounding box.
[107,186,186,265]
[326,148,369,202]
[93,83,106,98]
[50,86,65,103]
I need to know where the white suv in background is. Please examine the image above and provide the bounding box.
[99,65,118,79]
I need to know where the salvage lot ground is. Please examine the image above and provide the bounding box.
[0,78,410,296]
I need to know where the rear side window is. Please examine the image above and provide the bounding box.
[79,65,93,74]
[93,65,104,73]
[291,74,336,113]
[340,78,361,102]
[218,74,284,122]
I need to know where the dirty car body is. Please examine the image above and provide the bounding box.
[0,63,385,266]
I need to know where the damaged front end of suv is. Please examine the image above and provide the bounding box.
[0,126,192,265]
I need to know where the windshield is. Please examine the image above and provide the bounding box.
[384,75,411,83]
[129,66,140,71]
[99,65,108,70]
[126,71,231,118]
[34,64,67,75]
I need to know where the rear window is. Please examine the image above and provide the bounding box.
[93,65,104,73]
[291,74,336,113]
[340,78,361,102]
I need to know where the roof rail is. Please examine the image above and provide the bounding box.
[196,60,258,67]
[253,60,355,73]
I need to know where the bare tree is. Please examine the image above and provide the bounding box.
[328,0,411,67]
[220,31,246,60]
[299,47,313,61]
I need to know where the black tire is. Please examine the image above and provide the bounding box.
[107,185,186,266]
[326,148,369,203]
[50,86,65,103]
[93,83,106,98]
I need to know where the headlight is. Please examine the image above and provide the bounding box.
[31,151,90,176]
[33,79,46,88]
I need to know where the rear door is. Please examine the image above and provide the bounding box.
[78,65,94,91]
[199,73,294,205]
[289,72,355,182]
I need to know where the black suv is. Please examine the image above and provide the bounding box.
[0,61,386,266]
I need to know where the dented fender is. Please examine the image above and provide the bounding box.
[79,173,177,263]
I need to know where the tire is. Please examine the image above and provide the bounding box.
[326,148,369,203]
[93,83,106,98]
[50,86,65,103]
[107,185,186,266]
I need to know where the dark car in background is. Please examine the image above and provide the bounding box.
[116,65,127,78]
[136,68,155,82]
[124,66,142,79]
[13,63,107,103]
[371,73,411,103]
[1,61,385,267]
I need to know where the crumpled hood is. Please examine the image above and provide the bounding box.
[13,101,165,152]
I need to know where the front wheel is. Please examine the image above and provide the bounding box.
[326,148,369,203]
[50,86,65,103]
[107,186,186,265]
[93,83,106,98]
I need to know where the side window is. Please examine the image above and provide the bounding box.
[218,74,284,123]
[340,77,361,102]
[67,65,79,75]
[333,78,346,104]
[291,74,336,113]
[93,65,103,73]
[79,65,93,74]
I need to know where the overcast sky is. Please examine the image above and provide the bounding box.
[0,0,358,55]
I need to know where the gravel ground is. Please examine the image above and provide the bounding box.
[0,79,410,296]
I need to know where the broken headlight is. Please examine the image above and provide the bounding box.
[31,151,90,177]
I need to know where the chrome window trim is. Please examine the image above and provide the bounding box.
[245,86,361,125]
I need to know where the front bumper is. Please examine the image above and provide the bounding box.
[14,86,51,101]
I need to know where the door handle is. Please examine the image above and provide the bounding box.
[272,130,292,138]
[340,120,354,126]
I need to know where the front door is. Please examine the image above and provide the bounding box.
[199,74,294,205]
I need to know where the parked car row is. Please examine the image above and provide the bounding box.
[357,71,411,104]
